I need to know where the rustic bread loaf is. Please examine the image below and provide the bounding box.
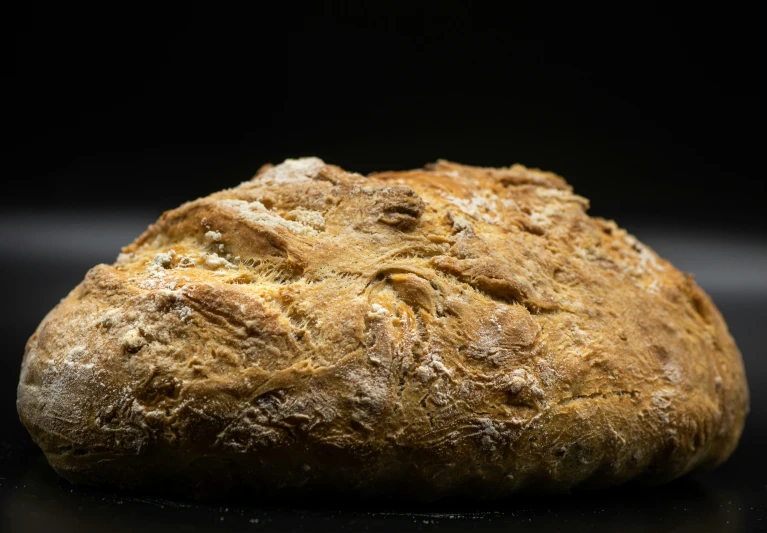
[17,158,748,499]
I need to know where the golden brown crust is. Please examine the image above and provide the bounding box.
[17,158,749,499]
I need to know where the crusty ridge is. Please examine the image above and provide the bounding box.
[17,157,748,499]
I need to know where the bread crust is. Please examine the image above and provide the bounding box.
[17,158,749,499]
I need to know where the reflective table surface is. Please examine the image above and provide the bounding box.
[1,213,765,532]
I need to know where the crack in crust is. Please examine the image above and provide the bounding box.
[16,157,749,500]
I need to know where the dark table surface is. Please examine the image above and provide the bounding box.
[1,213,765,532]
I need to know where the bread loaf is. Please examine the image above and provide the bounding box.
[17,158,749,499]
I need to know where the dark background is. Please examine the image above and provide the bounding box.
[4,4,765,230]
[2,4,765,532]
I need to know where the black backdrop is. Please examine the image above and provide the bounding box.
[4,4,764,230]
